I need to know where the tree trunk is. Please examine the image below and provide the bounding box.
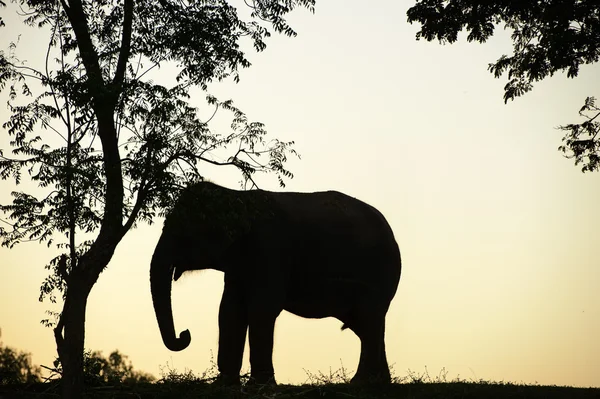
[54,234,123,398]
[56,280,90,399]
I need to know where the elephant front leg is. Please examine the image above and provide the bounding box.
[248,313,278,385]
[216,281,248,385]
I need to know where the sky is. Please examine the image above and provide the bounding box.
[1,0,599,388]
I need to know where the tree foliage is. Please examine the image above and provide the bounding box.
[0,0,309,308]
[407,0,600,172]
[0,330,154,387]
[52,349,155,386]
[557,96,600,172]
[0,329,42,385]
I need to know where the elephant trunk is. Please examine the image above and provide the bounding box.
[150,236,191,352]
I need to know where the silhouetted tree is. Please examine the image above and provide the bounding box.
[407,0,600,172]
[0,1,313,397]
[0,330,42,385]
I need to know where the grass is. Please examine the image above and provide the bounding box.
[1,366,598,399]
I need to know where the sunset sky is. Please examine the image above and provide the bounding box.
[1,0,599,388]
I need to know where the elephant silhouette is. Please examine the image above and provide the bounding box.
[150,181,401,384]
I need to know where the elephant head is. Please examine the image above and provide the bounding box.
[149,182,258,352]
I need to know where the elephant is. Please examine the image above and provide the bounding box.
[150,181,401,385]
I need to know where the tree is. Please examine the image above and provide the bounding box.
[406,0,600,172]
[0,0,313,397]
[0,330,42,385]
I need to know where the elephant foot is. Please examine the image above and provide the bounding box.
[213,373,241,386]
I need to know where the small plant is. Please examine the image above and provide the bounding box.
[159,363,207,385]
[403,366,456,384]
[302,362,353,385]
[158,352,220,385]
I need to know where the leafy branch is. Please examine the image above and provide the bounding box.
[559,96,600,172]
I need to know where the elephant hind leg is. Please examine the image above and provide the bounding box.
[347,306,391,384]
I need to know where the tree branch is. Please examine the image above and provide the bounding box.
[121,185,148,234]
[46,3,71,131]
[112,0,134,88]
[59,0,104,94]
[59,0,125,244]
[121,142,155,234]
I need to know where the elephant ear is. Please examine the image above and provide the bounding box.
[168,182,280,245]
[168,183,259,245]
